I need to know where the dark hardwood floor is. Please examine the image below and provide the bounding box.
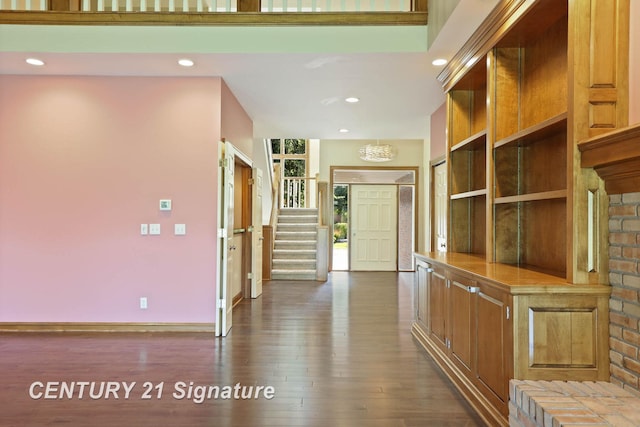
[0,272,484,426]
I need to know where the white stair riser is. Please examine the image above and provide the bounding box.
[277,223,318,231]
[279,208,318,216]
[271,270,317,281]
[273,250,316,259]
[274,243,316,251]
[278,216,318,224]
[276,232,317,241]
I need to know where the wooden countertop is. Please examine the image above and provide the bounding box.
[413,252,611,295]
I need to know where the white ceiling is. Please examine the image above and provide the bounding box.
[0,0,498,140]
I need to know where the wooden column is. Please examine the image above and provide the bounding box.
[49,0,81,10]
[568,0,630,284]
[238,0,259,12]
[411,0,427,13]
[262,225,273,280]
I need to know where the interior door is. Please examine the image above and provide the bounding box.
[251,167,263,298]
[433,161,447,252]
[350,184,397,271]
[216,141,235,337]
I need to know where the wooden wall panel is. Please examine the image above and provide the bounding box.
[471,86,487,135]
[582,0,629,137]
[529,309,595,367]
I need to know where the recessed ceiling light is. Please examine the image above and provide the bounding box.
[26,58,45,66]
[178,59,194,67]
[345,97,359,103]
[339,128,349,133]
[432,58,447,66]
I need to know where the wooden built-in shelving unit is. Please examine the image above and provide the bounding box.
[414,0,630,425]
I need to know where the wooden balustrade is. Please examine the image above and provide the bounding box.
[1,0,428,23]
[1,0,423,12]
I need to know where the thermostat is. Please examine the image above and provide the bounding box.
[159,199,172,211]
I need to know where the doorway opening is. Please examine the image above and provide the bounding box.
[330,167,417,272]
[333,184,349,271]
[216,141,263,337]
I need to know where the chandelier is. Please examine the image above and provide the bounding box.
[359,141,395,162]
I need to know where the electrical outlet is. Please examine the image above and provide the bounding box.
[140,297,148,309]
[174,224,186,235]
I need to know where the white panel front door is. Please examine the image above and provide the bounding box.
[350,184,398,271]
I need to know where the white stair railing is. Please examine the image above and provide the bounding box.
[281,177,311,208]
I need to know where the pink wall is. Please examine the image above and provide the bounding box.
[221,80,254,158]
[630,0,639,124]
[0,75,240,323]
[430,102,447,160]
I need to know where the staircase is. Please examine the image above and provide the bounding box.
[272,208,318,280]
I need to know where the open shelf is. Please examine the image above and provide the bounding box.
[494,190,566,204]
[451,189,488,200]
[494,126,567,199]
[494,198,567,278]
[494,113,567,149]
[451,130,487,152]
[450,195,486,255]
[493,8,568,142]
[449,55,487,148]
[450,125,486,197]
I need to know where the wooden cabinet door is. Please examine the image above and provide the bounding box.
[414,260,430,331]
[475,283,512,412]
[449,273,476,376]
[429,267,448,352]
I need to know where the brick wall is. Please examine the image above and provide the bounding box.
[608,192,640,395]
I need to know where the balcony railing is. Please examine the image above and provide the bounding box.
[0,0,426,23]
[1,0,413,11]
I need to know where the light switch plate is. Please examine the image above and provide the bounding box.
[140,224,148,235]
[150,224,161,235]
[174,224,186,235]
